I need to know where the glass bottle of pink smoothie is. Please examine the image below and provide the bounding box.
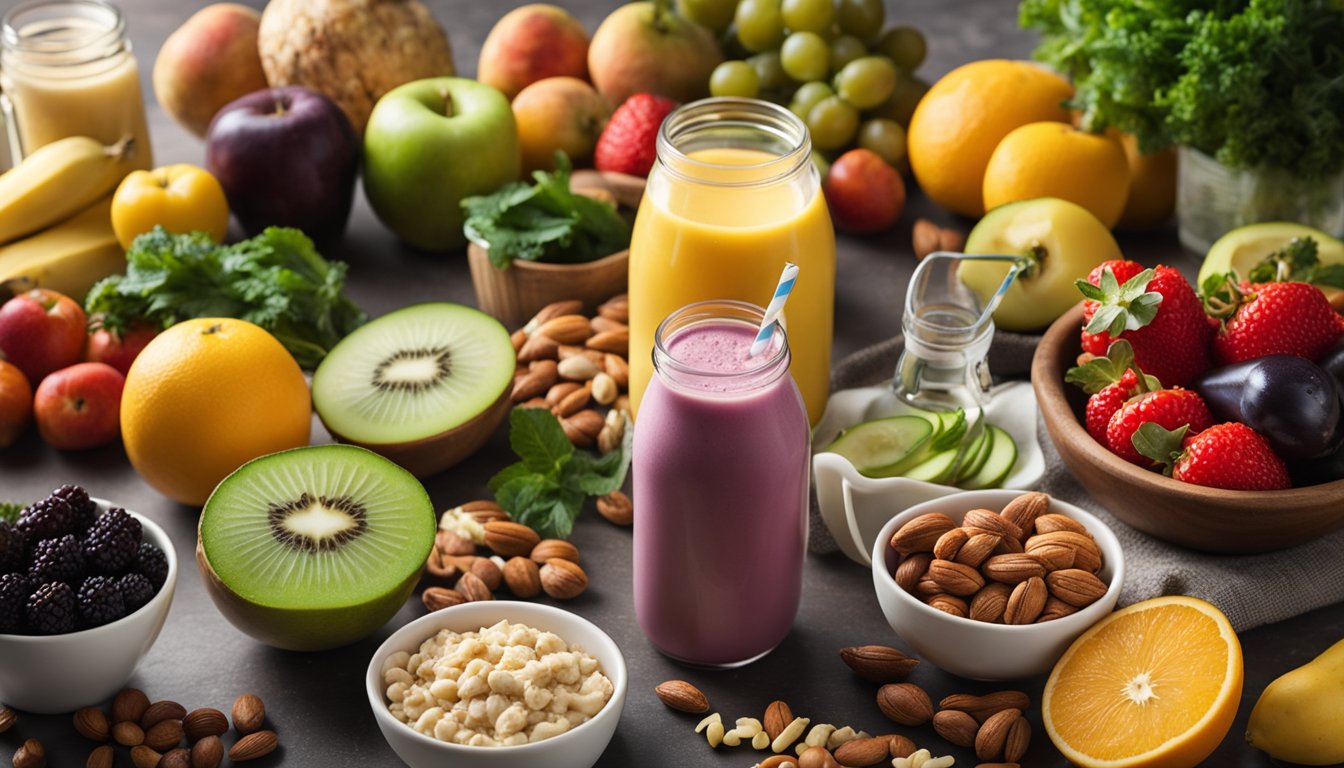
[633,300,810,668]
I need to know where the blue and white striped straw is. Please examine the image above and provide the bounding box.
[749,262,799,357]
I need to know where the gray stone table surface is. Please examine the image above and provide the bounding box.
[1,0,1339,766]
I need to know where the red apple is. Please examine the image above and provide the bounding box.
[85,320,161,376]
[0,288,88,385]
[478,4,590,101]
[822,148,907,234]
[0,357,32,448]
[33,362,125,450]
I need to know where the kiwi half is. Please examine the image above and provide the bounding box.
[311,302,515,477]
[196,444,436,651]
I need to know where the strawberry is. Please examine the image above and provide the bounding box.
[1206,280,1344,365]
[1134,421,1291,491]
[1077,262,1213,387]
[1106,387,1213,466]
[1065,339,1159,443]
[594,93,680,178]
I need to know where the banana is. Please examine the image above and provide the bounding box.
[0,134,137,246]
[0,195,124,302]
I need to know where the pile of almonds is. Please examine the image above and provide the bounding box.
[421,500,595,610]
[5,688,279,768]
[931,691,1032,765]
[509,296,632,454]
[889,492,1109,624]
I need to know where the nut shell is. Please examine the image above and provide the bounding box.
[231,694,265,735]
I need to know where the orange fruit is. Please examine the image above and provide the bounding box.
[907,59,1073,218]
[121,318,311,506]
[982,122,1131,228]
[1115,131,1177,231]
[1043,596,1243,768]
[0,358,33,448]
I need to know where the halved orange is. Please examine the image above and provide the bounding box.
[1043,596,1242,768]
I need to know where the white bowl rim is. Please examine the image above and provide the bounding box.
[0,500,178,643]
[365,600,628,754]
[871,489,1126,633]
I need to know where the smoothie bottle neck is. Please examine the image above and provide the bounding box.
[2,0,131,76]
[654,97,814,189]
[652,300,792,396]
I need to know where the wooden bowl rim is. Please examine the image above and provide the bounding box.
[465,243,629,275]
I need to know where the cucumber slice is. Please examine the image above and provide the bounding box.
[952,424,993,484]
[931,409,968,451]
[959,425,1018,489]
[904,447,960,483]
[823,416,934,478]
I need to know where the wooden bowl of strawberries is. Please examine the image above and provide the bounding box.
[1033,289,1344,555]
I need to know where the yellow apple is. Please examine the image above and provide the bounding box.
[511,76,611,173]
[959,197,1123,332]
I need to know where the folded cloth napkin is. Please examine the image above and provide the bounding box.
[813,331,1344,632]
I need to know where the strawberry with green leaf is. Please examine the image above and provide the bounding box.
[1134,421,1291,491]
[1066,339,1161,443]
[1077,260,1212,387]
[1106,384,1213,467]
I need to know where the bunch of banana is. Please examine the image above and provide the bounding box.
[0,135,134,300]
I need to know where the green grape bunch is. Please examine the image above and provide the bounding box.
[683,0,931,168]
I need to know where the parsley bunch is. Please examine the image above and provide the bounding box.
[1020,0,1344,179]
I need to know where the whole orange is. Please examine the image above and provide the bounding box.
[907,59,1073,218]
[0,358,33,448]
[983,122,1131,228]
[121,318,311,506]
[1115,132,1177,231]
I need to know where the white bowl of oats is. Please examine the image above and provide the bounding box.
[366,600,627,768]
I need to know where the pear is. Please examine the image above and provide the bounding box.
[1246,636,1344,765]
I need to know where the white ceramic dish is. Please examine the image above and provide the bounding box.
[366,601,627,768]
[0,501,178,713]
[870,489,1123,681]
[814,381,1046,566]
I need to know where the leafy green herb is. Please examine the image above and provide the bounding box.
[0,501,21,524]
[488,408,631,540]
[462,154,631,269]
[1246,237,1344,289]
[85,226,366,370]
[1020,0,1344,179]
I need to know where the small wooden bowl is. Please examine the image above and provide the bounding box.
[1032,303,1344,554]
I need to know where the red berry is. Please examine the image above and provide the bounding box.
[1079,264,1212,386]
[1106,387,1213,466]
[594,93,680,178]
[1212,281,1344,365]
[1173,422,1291,491]
[1084,369,1139,442]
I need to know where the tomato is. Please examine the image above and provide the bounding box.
[0,357,33,448]
[110,164,230,249]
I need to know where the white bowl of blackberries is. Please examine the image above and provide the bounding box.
[0,485,177,714]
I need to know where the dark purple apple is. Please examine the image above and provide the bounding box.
[205,85,358,244]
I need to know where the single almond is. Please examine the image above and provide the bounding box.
[999,492,1049,538]
[598,294,629,323]
[591,371,619,405]
[875,683,933,726]
[932,709,979,748]
[140,701,186,731]
[928,593,969,617]
[763,700,794,741]
[525,300,584,334]
[545,381,582,408]
[74,706,110,741]
[982,553,1047,584]
[928,558,985,596]
[540,558,588,599]
[939,691,1030,724]
[182,709,227,742]
[1033,513,1087,535]
[516,333,559,363]
[557,344,606,366]
[144,719,184,752]
[530,538,581,565]
[228,730,277,762]
[1029,540,1076,571]
[190,735,223,768]
[1004,576,1048,624]
[597,424,621,454]
[158,749,190,768]
[502,556,542,598]
[129,745,160,768]
[968,582,1012,624]
[596,490,633,525]
[932,527,969,561]
[511,364,556,402]
[552,380,592,417]
[963,508,1023,542]
[833,736,890,767]
[938,226,967,253]
[589,315,625,334]
[890,513,958,555]
[112,688,151,725]
[798,746,840,768]
[561,409,605,447]
[470,556,503,591]
[975,708,1021,761]
[536,314,593,344]
[510,327,527,354]
[886,734,917,759]
[422,586,466,611]
[460,500,508,525]
[1037,596,1079,623]
[1004,714,1031,763]
[1046,568,1109,607]
[231,694,265,735]
[993,533,1026,555]
[113,721,145,747]
[0,706,14,733]
[914,574,944,599]
[557,354,601,381]
[603,353,630,388]
[484,520,541,557]
[586,327,629,356]
[87,745,114,768]
[654,680,709,713]
[455,571,494,602]
[1026,531,1101,573]
[838,645,918,683]
[894,552,933,593]
[912,218,942,260]
[13,740,43,768]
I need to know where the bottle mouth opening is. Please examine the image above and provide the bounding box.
[655,97,811,188]
[653,300,790,387]
[2,0,125,66]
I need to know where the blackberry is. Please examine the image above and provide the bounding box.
[83,506,141,574]
[77,575,126,628]
[16,496,74,541]
[134,542,169,590]
[0,521,25,573]
[27,580,76,635]
[28,534,84,584]
[50,484,98,534]
[0,572,32,633]
[119,572,155,612]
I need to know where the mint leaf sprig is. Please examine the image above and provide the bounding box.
[0,501,23,524]
[488,408,631,540]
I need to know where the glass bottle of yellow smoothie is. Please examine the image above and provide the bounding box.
[628,98,835,426]
[1,0,152,169]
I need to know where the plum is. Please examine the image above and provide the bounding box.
[1192,355,1341,460]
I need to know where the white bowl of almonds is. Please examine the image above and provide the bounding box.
[871,490,1124,681]
[365,600,626,768]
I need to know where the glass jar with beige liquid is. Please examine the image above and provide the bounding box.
[1,0,152,169]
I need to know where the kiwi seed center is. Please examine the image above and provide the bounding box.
[268,493,368,552]
[372,347,453,393]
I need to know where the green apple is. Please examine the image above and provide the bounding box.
[959,197,1123,332]
[362,77,520,252]
[587,0,722,107]
[1196,221,1344,287]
